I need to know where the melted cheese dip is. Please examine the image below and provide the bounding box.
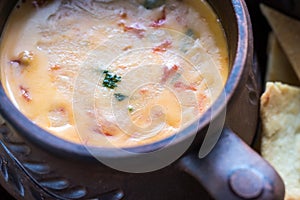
[0,0,228,147]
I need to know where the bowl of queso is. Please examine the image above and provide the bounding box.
[1,0,228,147]
[0,0,285,200]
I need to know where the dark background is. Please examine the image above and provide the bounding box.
[0,0,272,199]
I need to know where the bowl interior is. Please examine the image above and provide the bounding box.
[0,0,248,159]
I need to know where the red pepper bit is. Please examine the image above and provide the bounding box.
[118,65,127,70]
[139,87,149,95]
[161,65,179,84]
[57,107,66,113]
[118,22,145,38]
[174,81,197,91]
[19,86,32,102]
[153,40,172,53]
[94,128,114,137]
[150,7,166,28]
[94,121,117,137]
[94,125,113,137]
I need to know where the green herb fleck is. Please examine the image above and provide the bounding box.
[186,29,195,38]
[180,29,195,53]
[143,0,166,9]
[128,105,134,112]
[102,70,121,89]
[114,93,128,102]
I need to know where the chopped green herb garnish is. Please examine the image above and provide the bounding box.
[128,105,134,112]
[114,93,128,101]
[186,29,195,38]
[102,70,121,89]
[143,0,165,9]
[180,29,195,53]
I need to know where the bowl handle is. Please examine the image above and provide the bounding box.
[178,128,285,200]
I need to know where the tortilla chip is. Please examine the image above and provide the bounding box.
[266,33,300,86]
[261,82,300,200]
[261,4,300,80]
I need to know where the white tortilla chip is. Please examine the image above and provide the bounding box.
[261,82,300,200]
[261,4,300,80]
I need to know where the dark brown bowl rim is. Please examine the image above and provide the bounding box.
[0,0,249,160]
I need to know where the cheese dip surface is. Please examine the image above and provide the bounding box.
[0,0,228,147]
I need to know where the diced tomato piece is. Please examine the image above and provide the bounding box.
[161,64,179,83]
[174,81,197,91]
[57,107,66,113]
[153,40,172,53]
[150,7,166,28]
[94,120,118,137]
[139,87,149,95]
[118,22,145,38]
[101,130,114,137]
[94,125,114,137]
[150,18,166,27]
[118,65,127,70]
